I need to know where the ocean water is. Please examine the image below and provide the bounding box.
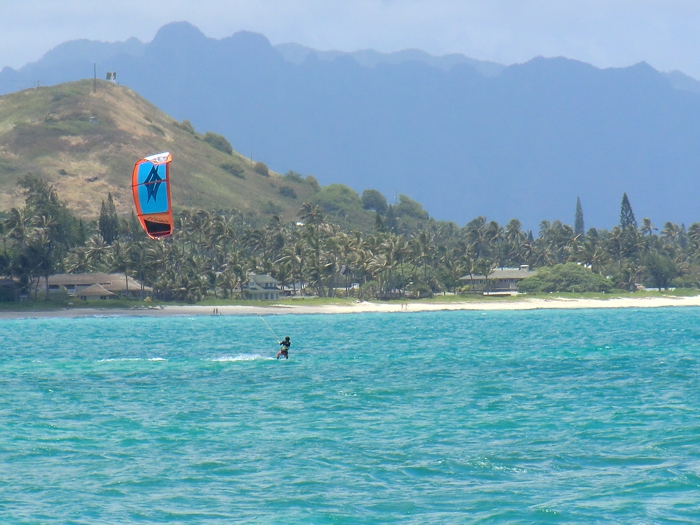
[1,308,700,523]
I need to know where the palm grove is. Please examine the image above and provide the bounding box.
[0,175,694,302]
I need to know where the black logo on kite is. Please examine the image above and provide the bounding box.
[144,165,163,203]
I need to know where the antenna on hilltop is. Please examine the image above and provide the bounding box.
[93,63,96,93]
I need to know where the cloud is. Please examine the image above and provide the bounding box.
[2,0,700,77]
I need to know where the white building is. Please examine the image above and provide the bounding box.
[460,265,537,293]
[242,273,282,300]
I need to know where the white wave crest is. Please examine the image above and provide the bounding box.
[209,354,275,362]
[98,357,167,362]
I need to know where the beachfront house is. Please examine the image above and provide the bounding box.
[279,282,308,297]
[460,265,537,294]
[242,273,282,301]
[39,273,151,299]
[76,283,117,301]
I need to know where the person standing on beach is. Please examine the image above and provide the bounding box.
[277,336,291,359]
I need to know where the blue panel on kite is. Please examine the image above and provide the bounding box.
[136,162,169,214]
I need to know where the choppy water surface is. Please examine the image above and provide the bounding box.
[1,308,700,523]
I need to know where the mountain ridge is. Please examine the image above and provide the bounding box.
[3,22,700,228]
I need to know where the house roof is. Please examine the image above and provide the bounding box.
[46,273,115,286]
[244,283,280,293]
[101,274,152,293]
[45,273,151,292]
[249,273,280,285]
[460,267,538,281]
[77,283,116,297]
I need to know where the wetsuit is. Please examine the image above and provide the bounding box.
[277,339,291,359]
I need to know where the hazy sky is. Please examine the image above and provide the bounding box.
[2,1,700,77]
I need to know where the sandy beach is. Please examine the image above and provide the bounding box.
[3,294,700,319]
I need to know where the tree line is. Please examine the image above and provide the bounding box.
[0,177,696,302]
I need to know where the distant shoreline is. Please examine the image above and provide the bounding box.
[2,295,700,320]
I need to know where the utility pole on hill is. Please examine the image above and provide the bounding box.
[93,64,96,94]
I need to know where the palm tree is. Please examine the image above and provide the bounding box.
[217,268,240,299]
[298,202,324,225]
[107,240,132,299]
[640,218,657,237]
[298,203,331,296]
[6,208,33,249]
[26,229,54,300]
[410,229,436,283]
[191,209,213,250]
[276,240,305,296]
[661,222,681,249]
[465,217,490,260]
[212,213,238,262]
[64,247,91,274]
[686,223,700,263]
[129,241,148,299]
[438,248,465,293]
[379,234,403,293]
[84,235,108,270]
[503,219,526,266]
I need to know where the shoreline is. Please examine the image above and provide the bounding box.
[2,294,700,319]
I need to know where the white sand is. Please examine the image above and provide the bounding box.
[3,294,700,319]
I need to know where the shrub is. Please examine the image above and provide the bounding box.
[174,119,195,134]
[311,184,363,215]
[672,274,700,289]
[279,186,297,199]
[362,189,388,214]
[396,194,429,219]
[359,280,380,301]
[645,253,678,290]
[518,263,612,293]
[203,131,233,155]
[284,170,304,183]
[263,200,281,214]
[407,282,433,299]
[221,162,245,179]
[253,162,269,176]
[51,90,78,103]
[306,174,321,192]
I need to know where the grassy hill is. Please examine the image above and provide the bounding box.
[0,80,322,223]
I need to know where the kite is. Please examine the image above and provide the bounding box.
[131,151,173,239]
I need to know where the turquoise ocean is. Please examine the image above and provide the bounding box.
[1,308,700,523]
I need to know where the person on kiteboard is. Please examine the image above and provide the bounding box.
[277,336,291,360]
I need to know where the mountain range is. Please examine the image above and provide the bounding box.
[2,22,700,229]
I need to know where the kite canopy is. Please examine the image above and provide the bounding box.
[131,152,173,239]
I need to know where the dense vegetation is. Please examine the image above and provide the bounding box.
[0,177,696,303]
[517,263,613,294]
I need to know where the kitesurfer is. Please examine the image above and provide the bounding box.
[276,336,291,360]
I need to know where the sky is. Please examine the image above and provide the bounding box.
[2,0,700,78]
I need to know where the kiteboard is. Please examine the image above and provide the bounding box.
[132,152,173,239]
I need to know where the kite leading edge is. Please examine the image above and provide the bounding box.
[131,151,173,239]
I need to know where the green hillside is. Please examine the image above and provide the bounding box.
[0,80,322,223]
